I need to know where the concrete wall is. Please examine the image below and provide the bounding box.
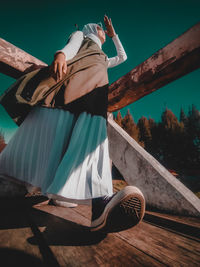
[107,117,200,217]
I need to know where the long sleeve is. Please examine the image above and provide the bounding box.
[107,34,127,68]
[55,30,84,60]
[54,31,127,68]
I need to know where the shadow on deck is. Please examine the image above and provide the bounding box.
[0,180,199,267]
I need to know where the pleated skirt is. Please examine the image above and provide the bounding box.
[0,106,114,205]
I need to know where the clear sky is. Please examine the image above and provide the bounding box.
[0,0,200,143]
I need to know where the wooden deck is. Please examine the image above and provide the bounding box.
[0,181,200,267]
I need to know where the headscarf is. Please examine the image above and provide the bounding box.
[81,22,104,49]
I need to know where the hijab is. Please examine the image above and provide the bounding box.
[81,22,104,49]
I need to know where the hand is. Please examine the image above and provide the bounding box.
[50,52,67,82]
[104,15,116,38]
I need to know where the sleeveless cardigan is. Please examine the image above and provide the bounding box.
[0,37,109,126]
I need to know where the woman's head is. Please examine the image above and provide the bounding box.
[82,23,106,44]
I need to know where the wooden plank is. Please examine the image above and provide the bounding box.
[108,22,200,111]
[66,203,200,266]
[0,202,43,265]
[1,194,199,266]
[144,212,200,241]
[34,202,91,227]
[31,204,163,266]
[146,211,200,229]
[116,220,200,266]
[0,38,47,79]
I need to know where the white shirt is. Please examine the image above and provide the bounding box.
[55,30,127,68]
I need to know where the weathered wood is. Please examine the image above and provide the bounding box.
[0,38,47,79]
[1,22,200,111]
[38,201,200,266]
[146,210,200,229]
[0,201,43,266]
[116,221,200,266]
[108,21,200,111]
[31,204,163,266]
[72,205,200,266]
[1,193,199,266]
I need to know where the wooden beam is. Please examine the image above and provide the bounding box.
[0,38,47,79]
[108,22,200,111]
[0,22,200,111]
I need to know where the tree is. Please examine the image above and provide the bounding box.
[183,104,200,169]
[147,117,161,158]
[180,108,188,124]
[121,109,142,145]
[114,111,123,127]
[161,108,180,130]
[114,109,143,146]
[148,117,156,130]
[160,108,185,169]
[137,116,152,149]
[113,105,200,172]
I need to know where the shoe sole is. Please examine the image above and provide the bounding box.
[50,199,78,208]
[90,186,145,233]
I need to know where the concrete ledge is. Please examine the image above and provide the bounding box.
[107,118,200,217]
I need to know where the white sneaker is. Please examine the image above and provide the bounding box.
[50,199,78,208]
[90,186,145,232]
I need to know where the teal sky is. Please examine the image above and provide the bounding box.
[0,0,200,143]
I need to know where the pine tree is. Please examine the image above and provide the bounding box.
[180,108,187,124]
[184,104,200,169]
[113,106,200,172]
[121,109,141,144]
[161,107,185,169]
[147,117,159,156]
[114,111,123,127]
[137,116,152,149]
[150,121,164,162]
[161,108,180,130]
[148,117,156,129]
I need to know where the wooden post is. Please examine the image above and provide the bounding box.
[0,38,47,79]
[108,22,200,111]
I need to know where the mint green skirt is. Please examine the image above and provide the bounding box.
[0,106,113,205]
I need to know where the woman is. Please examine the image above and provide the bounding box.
[0,15,145,232]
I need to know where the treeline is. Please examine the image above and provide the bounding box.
[114,105,200,172]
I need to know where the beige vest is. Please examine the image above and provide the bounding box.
[0,37,109,125]
[16,37,109,108]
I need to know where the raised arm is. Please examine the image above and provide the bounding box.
[104,15,127,68]
[107,34,127,68]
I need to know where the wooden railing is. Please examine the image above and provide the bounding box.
[0,22,200,112]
